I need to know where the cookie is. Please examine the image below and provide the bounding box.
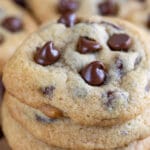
[25,0,150,31]
[2,95,61,150]
[5,92,150,150]
[2,97,150,150]
[3,16,150,126]
[0,0,37,73]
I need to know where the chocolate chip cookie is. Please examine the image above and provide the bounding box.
[26,0,150,31]
[3,16,150,127]
[0,0,37,73]
[4,92,150,150]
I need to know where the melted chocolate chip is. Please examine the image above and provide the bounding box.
[108,34,132,51]
[58,0,79,13]
[106,91,116,107]
[0,75,5,101]
[58,12,77,27]
[13,0,27,8]
[98,0,118,16]
[80,61,107,86]
[0,34,4,45]
[35,114,56,124]
[146,15,150,29]
[34,41,61,66]
[1,17,23,32]
[42,86,55,99]
[77,37,102,54]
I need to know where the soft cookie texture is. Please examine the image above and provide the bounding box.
[26,0,150,31]
[3,16,150,126]
[3,92,150,150]
[0,0,37,73]
[2,98,150,150]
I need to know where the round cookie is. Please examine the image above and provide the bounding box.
[3,16,150,126]
[0,0,37,73]
[25,0,150,31]
[5,92,150,150]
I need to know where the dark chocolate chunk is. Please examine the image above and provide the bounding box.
[98,0,118,16]
[108,33,132,51]
[2,17,23,32]
[77,36,102,54]
[105,91,116,107]
[34,41,61,66]
[58,0,79,13]
[80,61,107,86]
[0,129,3,138]
[58,12,77,27]
[13,0,27,8]
[146,15,150,29]
[42,86,55,98]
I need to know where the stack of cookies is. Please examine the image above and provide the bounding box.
[1,14,150,149]
[0,0,37,129]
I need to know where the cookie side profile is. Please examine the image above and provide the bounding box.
[5,92,150,150]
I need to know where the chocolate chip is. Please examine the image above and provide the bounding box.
[146,15,150,29]
[34,41,61,66]
[58,0,79,13]
[13,0,27,8]
[98,0,118,16]
[0,75,5,101]
[77,37,102,54]
[80,61,107,86]
[58,12,77,27]
[0,34,4,45]
[106,91,116,107]
[1,17,23,32]
[108,34,132,51]
[42,86,55,99]
[35,114,56,124]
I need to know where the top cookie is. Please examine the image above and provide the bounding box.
[3,16,150,126]
[0,0,37,73]
[26,0,150,31]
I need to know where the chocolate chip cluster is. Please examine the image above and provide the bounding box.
[34,21,133,86]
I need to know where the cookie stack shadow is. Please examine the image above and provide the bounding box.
[1,16,150,150]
